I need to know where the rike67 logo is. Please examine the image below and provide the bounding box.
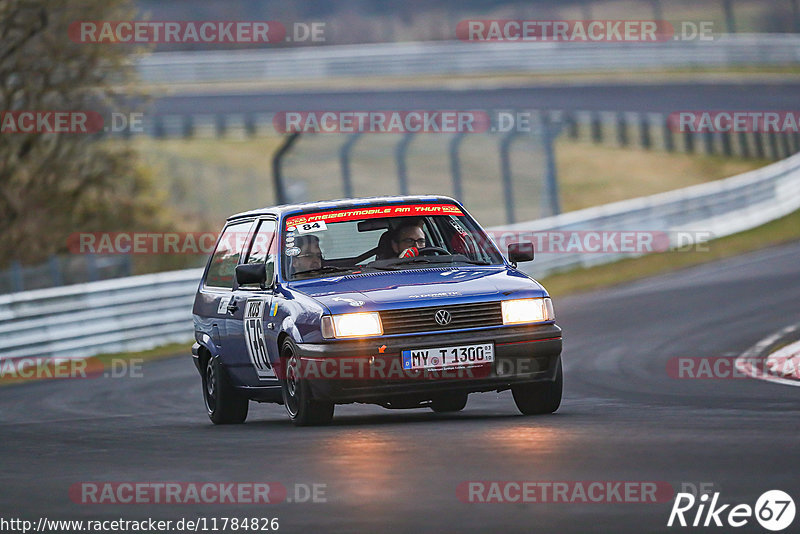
[668,490,795,531]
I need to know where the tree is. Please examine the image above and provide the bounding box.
[0,0,171,267]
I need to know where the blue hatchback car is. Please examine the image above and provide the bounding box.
[192,195,562,425]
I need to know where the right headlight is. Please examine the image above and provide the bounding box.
[501,298,554,325]
[321,312,383,339]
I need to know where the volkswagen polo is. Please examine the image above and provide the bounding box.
[191,195,562,425]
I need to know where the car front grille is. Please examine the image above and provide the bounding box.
[380,302,503,335]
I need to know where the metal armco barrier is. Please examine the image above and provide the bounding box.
[136,34,800,84]
[499,151,800,277]
[0,269,202,362]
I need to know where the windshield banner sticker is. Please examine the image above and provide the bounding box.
[285,204,463,227]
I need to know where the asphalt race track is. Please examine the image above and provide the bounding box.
[1,240,798,533]
[153,81,800,116]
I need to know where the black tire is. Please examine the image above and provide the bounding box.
[511,360,563,415]
[280,339,334,426]
[202,354,248,424]
[430,392,468,413]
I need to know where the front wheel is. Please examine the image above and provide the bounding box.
[511,360,562,415]
[280,339,334,426]
[203,354,248,424]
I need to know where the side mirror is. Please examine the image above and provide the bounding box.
[235,262,268,289]
[508,242,534,266]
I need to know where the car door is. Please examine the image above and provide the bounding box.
[223,218,281,387]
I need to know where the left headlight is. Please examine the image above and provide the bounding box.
[321,312,383,338]
[501,298,554,325]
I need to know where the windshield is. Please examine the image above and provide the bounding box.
[281,203,505,281]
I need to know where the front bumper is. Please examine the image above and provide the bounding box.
[294,323,562,403]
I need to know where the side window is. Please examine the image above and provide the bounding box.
[205,221,253,289]
[243,219,277,287]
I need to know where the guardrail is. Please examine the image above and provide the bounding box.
[3,150,799,363]
[136,34,800,84]
[0,269,201,362]
[499,151,800,277]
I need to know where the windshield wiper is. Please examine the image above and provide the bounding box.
[370,257,450,270]
[293,265,355,276]
[456,259,492,265]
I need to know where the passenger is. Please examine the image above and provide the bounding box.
[291,234,323,274]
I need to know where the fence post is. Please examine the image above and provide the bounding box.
[542,114,562,216]
[395,133,415,196]
[781,133,792,159]
[272,132,301,205]
[86,255,98,283]
[703,131,715,155]
[651,0,664,20]
[124,254,133,277]
[753,132,765,159]
[684,131,695,153]
[768,132,780,160]
[10,261,23,292]
[339,133,362,198]
[49,256,63,287]
[663,114,675,152]
[616,112,629,147]
[499,130,521,224]
[153,116,165,138]
[591,112,603,144]
[639,113,651,149]
[449,132,467,201]
[721,132,733,157]
[244,113,256,137]
[215,114,227,138]
[737,132,750,158]
[565,113,579,140]
[722,0,736,33]
[183,115,194,138]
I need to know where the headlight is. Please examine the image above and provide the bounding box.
[501,298,554,324]
[322,312,383,338]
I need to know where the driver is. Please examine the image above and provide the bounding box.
[391,220,427,258]
[291,234,323,274]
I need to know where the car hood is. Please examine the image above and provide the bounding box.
[287,267,546,314]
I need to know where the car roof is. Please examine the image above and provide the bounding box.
[226,195,461,221]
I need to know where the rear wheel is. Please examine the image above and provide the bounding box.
[280,339,334,426]
[430,392,468,413]
[511,360,563,415]
[203,354,248,424]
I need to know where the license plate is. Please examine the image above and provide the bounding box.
[402,343,494,371]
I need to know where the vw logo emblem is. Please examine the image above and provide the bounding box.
[434,309,452,326]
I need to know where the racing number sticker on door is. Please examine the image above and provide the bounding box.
[244,298,275,379]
